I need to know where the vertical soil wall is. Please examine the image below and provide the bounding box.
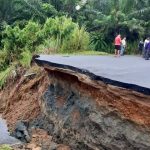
[38,68,150,150]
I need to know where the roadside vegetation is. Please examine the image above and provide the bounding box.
[0,145,12,150]
[0,0,149,88]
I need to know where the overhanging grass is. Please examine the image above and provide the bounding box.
[0,67,12,89]
[19,50,32,68]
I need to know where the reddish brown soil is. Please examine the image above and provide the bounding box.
[26,129,52,149]
[88,85,150,126]
[0,68,49,130]
[27,129,70,150]
[0,65,150,149]
[48,69,150,127]
[0,65,150,139]
[12,128,70,150]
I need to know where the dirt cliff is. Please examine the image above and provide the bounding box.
[1,59,150,150]
[0,67,49,130]
[35,67,150,150]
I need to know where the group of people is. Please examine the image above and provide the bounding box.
[114,34,150,60]
[114,34,126,57]
[138,37,150,60]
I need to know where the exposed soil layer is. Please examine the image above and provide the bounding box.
[36,67,150,150]
[1,60,150,149]
[0,67,49,130]
[0,68,26,113]
[43,68,150,127]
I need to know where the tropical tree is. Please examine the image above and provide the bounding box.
[75,0,150,51]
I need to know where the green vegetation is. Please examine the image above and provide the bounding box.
[0,145,12,150]
[1,17,90,71]
[0,66,14,89]
[20,51,32,68]
[62,50,108,56]
[0,0,149,78]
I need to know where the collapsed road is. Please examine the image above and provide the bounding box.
[36,55,150,95]
[32,55,150,150]
[2,55,150,149]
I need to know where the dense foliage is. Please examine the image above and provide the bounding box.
[0,0,150,72]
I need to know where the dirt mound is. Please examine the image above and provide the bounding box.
[0,67,49,130]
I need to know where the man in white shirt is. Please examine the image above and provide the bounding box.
[121,37,126,56]
[144,38,149,48]
[143,37,150,58]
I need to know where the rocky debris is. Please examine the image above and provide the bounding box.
[12,121,30,143]
[12,128,71,150]
[12,144,24,150]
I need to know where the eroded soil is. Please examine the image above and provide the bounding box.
[1,65,150,150]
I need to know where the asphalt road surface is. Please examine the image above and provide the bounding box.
[37,55,150,90]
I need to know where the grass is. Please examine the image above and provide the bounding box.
[19,50,32,68]
[0,145,12,150]
[0,67,12,90]
[59,50,109,56]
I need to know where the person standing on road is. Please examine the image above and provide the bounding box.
[114,34,122,57]
[138,40,144,55]
[145,39,150,60]
[121,37,126,56]
[143,37,150,58]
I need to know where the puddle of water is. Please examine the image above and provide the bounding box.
[0,116,21,145]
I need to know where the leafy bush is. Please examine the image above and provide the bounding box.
[41,17,90,53]
[90,33,107,51]
[0,50,8,71]
[2,25,22,63]
[19,50,32,68]
[20,21,42,52]
[126,42,139,54]
[1,21,43,69]
[41,3,58,17]
[37,38,58,54]
[42,17,77,51]
[61,26,90,52]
